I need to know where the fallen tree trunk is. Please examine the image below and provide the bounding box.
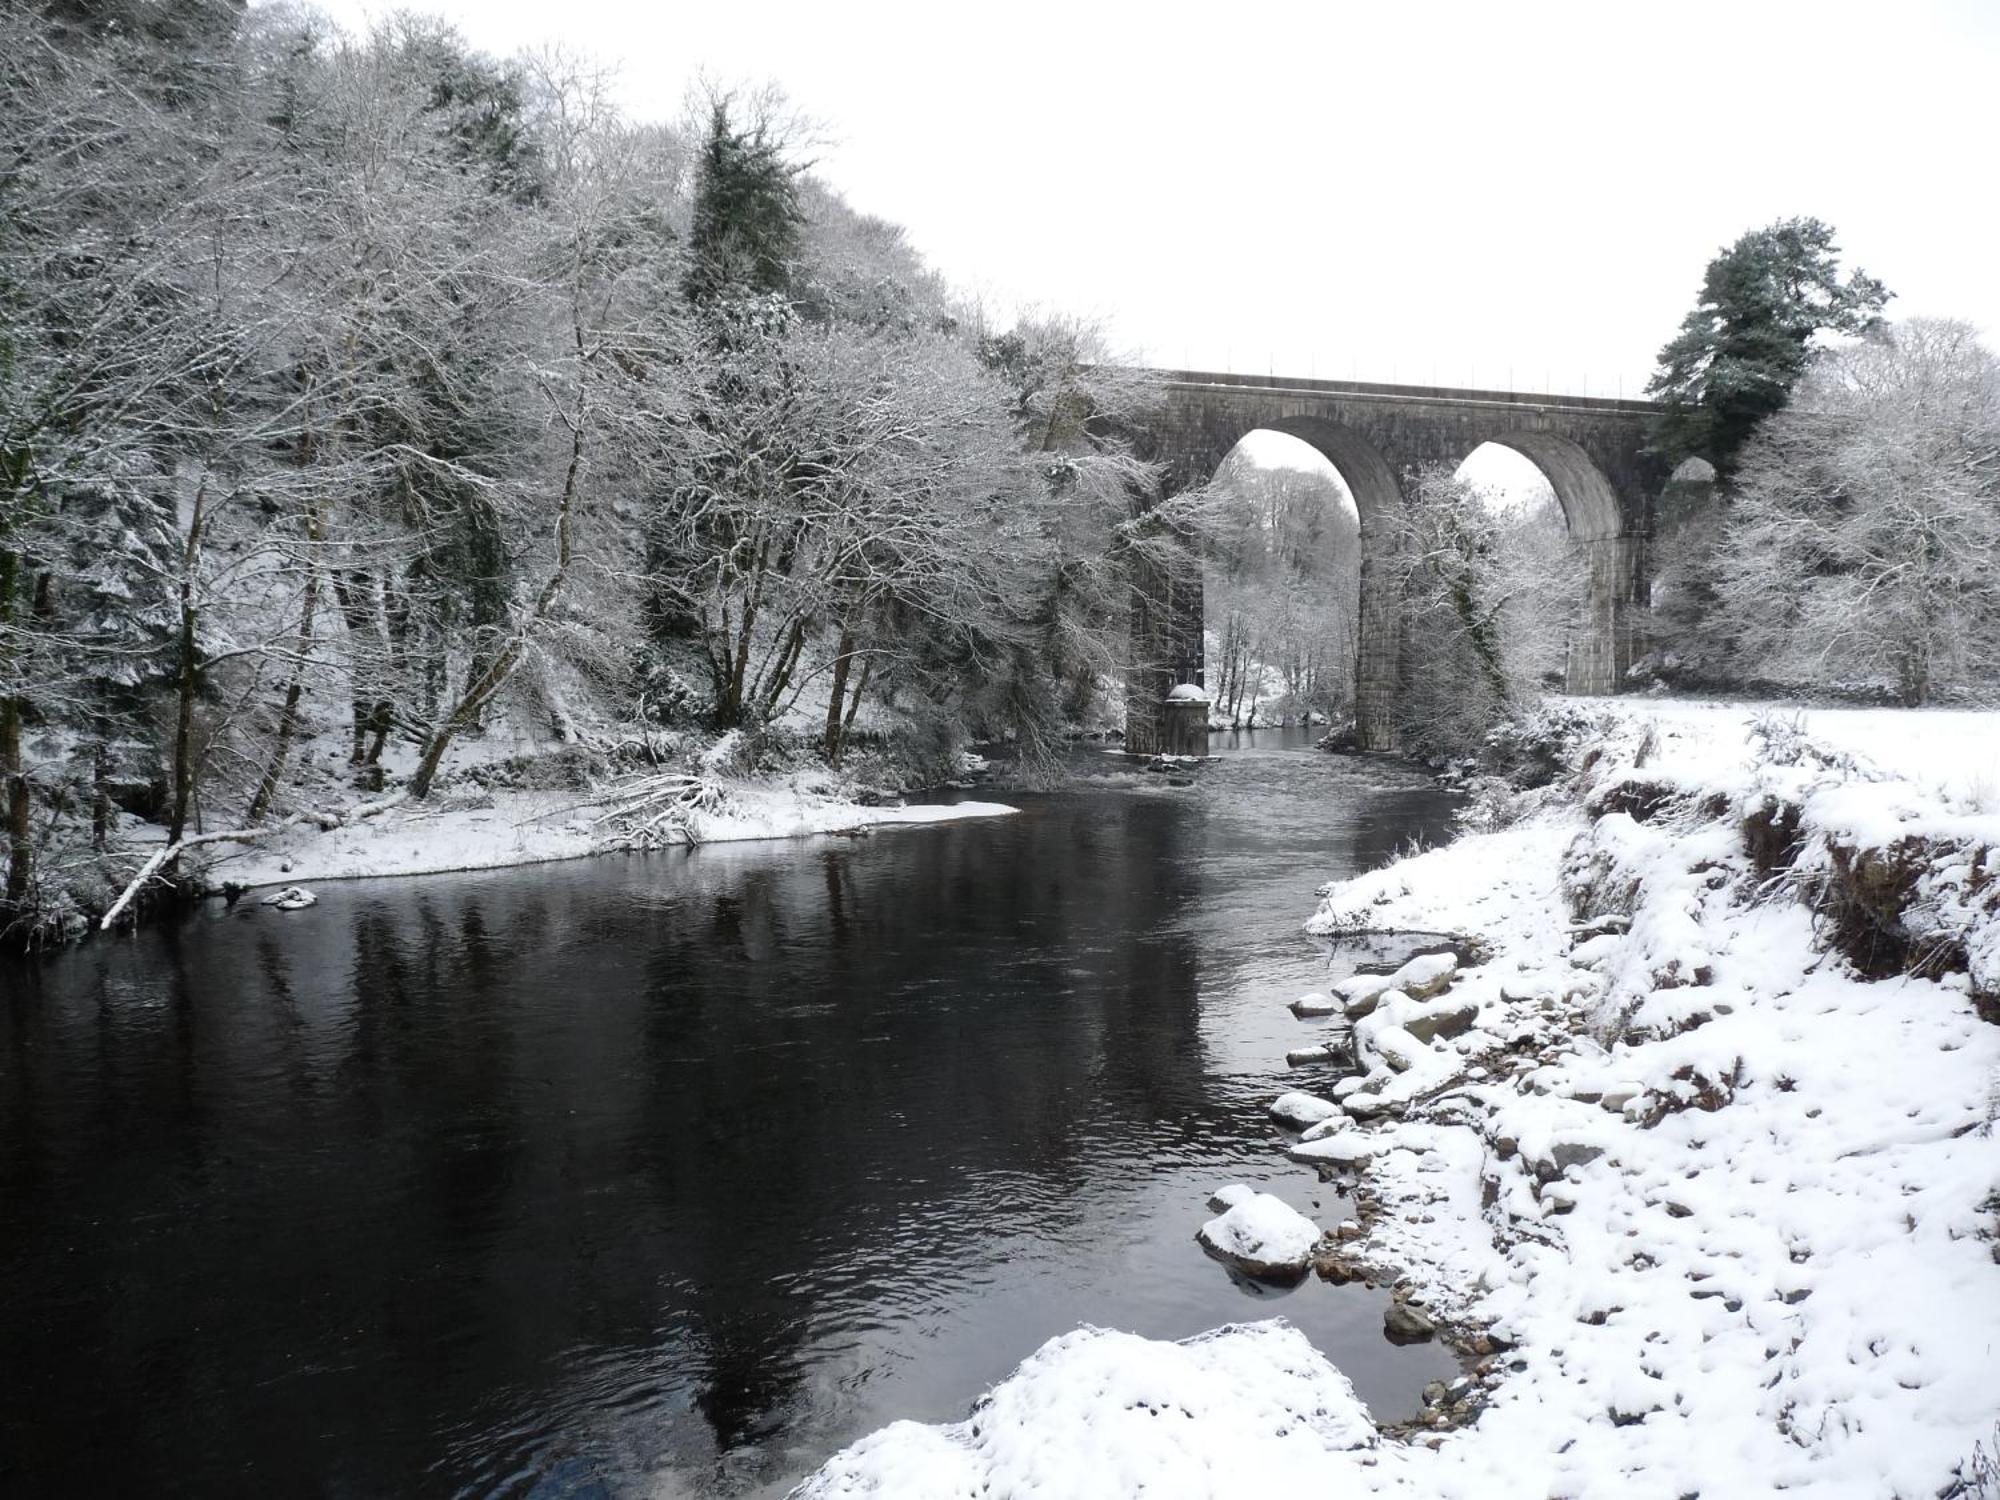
[98,793,408,931]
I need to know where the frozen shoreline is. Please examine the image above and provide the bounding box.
[795,704,2000,1498]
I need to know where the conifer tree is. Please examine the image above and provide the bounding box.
[681,98,804,308]
[1647,218,1889,476]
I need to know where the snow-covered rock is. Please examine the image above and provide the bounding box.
[792,1323,1375,1498]
[1196,1190,1323,1279]
[1285,1042,1344,1067]
[1289,989,1341,1017]
[1388,950,1458,998]
[1368,1023,1424,1072]
[1285,1130,1378,1168]
[259,886,317,911]
[1337,973,1397,1019]
[1267,1091,1342,1129]
[1402,999,1478,1044]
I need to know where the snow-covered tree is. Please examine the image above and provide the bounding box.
[0,3,1218,937]
[1713,319,2000,704]
[1384,466,1574,759]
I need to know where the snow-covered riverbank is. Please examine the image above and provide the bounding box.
[794,705,2000,1498]
[204,775,1018,890]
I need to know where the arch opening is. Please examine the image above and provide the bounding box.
[1176,418,1403,748]
[1451,435,1641,695]
[1202,429,1361,731]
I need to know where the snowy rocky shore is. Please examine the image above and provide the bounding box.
[795,706,2000,1498]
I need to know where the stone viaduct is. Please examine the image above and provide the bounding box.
[1124,370,1666,755]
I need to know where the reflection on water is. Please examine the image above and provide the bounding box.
[0,729,1460,1497]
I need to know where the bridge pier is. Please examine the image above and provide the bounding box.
[1353,546,1402,752]
[1566,533,1649,693]
[1123,538,1204,758]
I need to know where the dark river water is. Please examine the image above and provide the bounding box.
[0,728,1461,1498]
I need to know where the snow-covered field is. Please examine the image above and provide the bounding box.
[1563,695,2000,802]
[794,704,2000,1498]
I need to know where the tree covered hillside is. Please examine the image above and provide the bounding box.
[0,4,1195,940]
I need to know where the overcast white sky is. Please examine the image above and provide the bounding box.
[307,0,1998,399]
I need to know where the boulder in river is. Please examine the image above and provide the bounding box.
[1286,1043,1347,1068]
[260,886,317,911]
[1384,1301,1436,1344]
[1337,974,1397,1019]
[1267,1091,1343,1129]
[1289,990,1341,1018]
[1196,1190,1322,1280]
[1285,1130,1377,1168]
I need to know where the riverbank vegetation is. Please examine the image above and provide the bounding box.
[0,4,1204,942]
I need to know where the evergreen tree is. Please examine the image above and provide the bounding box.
[1646,217,1889,476]
[681,98,804,308]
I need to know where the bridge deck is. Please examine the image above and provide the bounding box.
[1155,368,1657,418]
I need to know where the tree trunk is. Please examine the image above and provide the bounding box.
[2,692,28,915]
[410,420,583,800]
[837,655,874,764]
[0,544,28,914]
[823,625,855,764]
[166,482,210,848]
[334,570,375,763]
[248,524,324,824]
[92,736,111,852]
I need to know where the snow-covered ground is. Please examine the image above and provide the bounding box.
[1561,695,2000,802]
[794,704,2000,1498]
[206,779,1016,890]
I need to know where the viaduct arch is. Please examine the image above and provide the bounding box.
[1127,371,1665,754]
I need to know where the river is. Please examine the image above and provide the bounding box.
[0,728,1461,1497]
